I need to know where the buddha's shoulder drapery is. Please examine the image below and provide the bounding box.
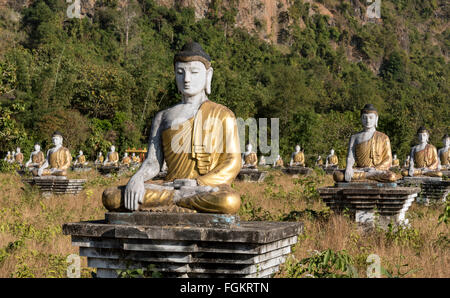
[32,151,45,164]
[163,100,241,187]
[415,144,439,169]
[355,131,392,170]
[440,150,449,166]
[49,147,72,170]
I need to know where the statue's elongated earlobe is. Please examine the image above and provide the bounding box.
[206,67,213,95]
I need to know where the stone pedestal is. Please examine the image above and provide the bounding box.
[282,166,313,176]
[62,213,302,278]
[399,177,450,204]
[318,183,420,228]
[441,170,450,177]
[72,166,92,172]
[24,176,86,195]
[321,166,338,175]
[237,168,267,182]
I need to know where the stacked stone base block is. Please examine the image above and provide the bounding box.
[399,177,450,204]
[319,183,420,228]
[62,214,302,278]
[282,167,313,175]
[97,165,128,176]
[24,177,86,195]
[237,168,267,182]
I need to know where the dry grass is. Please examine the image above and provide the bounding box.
[0,168,448,278]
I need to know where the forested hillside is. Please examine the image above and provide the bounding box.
[0,0,448,164]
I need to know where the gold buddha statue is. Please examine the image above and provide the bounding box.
[74,150,88,167]
[290,145,305,167]
[104,146,119,166]
[131,153,140,163]
[274,155,284,167]
[438,134,450,170]
[402,127,442,177]
[122,153,131,165]
[325,149,338,167]
[333,104,401,183]
[315,156,323,166]
[14,148,24,165]
[102,42,241,214]
[242,144,258,168]
[95,152,104,164]
[25,143,45,169]
[4,151,12,163]
[391,154,400,168]
[35,131,72,177]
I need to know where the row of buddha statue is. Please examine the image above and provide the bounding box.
[3,135,144,177]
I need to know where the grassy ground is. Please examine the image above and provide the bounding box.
[0,168,448,278]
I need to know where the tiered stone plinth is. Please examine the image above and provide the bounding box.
[399,177,450,204]
[282,166,313,176]
[72,166,92,172]
[24,176,86,195]
[319,182,420,228]
[237,168,267,182]
[62,212,302,278]
[97,165,128,177]
[321,166,338,175]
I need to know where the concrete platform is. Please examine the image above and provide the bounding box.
[282,166,313,176]
[236,168,267,182]
[97,165,128,176]
[23,176,86,195]
[399,177,450,204]
[319,183,420,228]
[72,166,92,172]
[62,213,303,278]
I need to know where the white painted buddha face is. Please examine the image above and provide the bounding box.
[444,137,450,147]
[330,149,335,155]
[52,136,62,146]
[361,112,378,129]
[111,146,116,152]
[79,150,83,155]
[16,148,21,153]
[175,61,213,97]
[34,144,40,152]
[295,145,300,152]
[418,132,429,144]
[393,154,397,159]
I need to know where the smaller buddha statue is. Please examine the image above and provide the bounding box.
[273,155,284,167]
[259,155,266,166]
[315,155,323,166]
[14,148,24,165]
[131,153,140,163]
[391,154,400,168]
[103,146,119,166]
[25,143,45,169]
[333,104,401,183]
[35,131,72,177]
[438,134,450,170]
[290,145,305,167]
[74,150,88,167]
[325,149,338,168]
[4,151,12,163]
[95,152,104,165]
[402,127,442,177]
[122,153,131,165]
[403,155,410,168]
[10,150,16,164]
[242,143,258,168]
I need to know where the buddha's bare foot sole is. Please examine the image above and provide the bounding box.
[139,205,197,213]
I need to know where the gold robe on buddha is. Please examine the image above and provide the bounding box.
[122,156,131,165]
[402,144,442,177]
[392,159,400,167]
[96,155,104,164]
[328,155,338,165]
[29,151,45,168]
[316,159,323,166]
[440,150,449,167]
[15,153,24,164]
[77,155,86,164]
[102,100,242,214]
[244,152,258,167]
[107,152,119,165]
[334,131,400,182]
[275,159,284,167]
[36,147,72,176]
[293,152,305,166]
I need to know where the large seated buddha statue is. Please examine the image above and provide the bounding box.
[438,134,449,170]
[290,145,305,167]
[242,144,258,168]
[402,127,442,177]
[102,42,241,214]
[25,143,45,169]
[333,104,401,183]
[34,131,72,177]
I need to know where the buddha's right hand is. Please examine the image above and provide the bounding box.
[125,175,145,211]
[344,167,353,182]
